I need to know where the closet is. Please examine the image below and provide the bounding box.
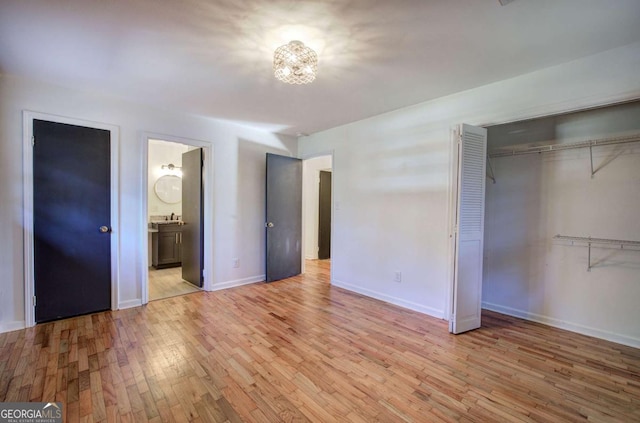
[481,100,640,347]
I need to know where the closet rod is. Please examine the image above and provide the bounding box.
[489,134,640,158]
[553,234,640,272]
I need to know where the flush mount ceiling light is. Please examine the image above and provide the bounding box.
[273,40,318,84]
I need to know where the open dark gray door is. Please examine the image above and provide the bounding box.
[266,153,302,282]
[318,170,332,260]
[33,119,111,322]
[181,148,204,287]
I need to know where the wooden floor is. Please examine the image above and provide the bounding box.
[1,259,639,422]
[148,267,200,301]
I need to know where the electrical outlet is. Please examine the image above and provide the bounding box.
[233,258,240,268]
[394,271,402,283]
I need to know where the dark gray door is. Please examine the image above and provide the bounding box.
[266,153,302,282]
[318,170,332,260]
[181,148,204,287]
[33,119,111,322]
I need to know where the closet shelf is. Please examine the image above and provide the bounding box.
[553,234,640,272]
[489,134,640,158]
[486,133,640,182]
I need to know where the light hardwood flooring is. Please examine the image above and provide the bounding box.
[148,266,200,301]
[1,259,639,422]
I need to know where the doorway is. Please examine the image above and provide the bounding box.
[34,120,111,321]
[144,137,211,302]
[318,170,332,260]
[302,154,333,276]
[22,112,120,327]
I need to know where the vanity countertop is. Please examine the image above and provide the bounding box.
[148,221,184,232]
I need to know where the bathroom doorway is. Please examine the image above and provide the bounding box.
[144,137,211,301]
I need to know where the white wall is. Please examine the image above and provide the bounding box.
[147,139,188,219]
[298,41,640,346]
[0,74,296,332]
[303,156,332,259]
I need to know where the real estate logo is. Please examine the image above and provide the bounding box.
[0,402,62,423]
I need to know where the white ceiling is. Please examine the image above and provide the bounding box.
[1,0,640,136]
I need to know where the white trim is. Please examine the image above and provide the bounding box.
[210,275,265,291]
[140,132,215,306]
[118,299,143,310]
[332,278,445,319]
[445,126,460,324]
[0,321,26,334]
[478,94,640,130]
[22,115,34,327]
[482,302,640,349]
[23,111,120,327]
[141,138,149,304]
[300,150,335,282]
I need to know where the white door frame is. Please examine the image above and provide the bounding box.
[22,111,120,327]
[300,150,335,280]
[141,132,214,303]
[445,126,460,322]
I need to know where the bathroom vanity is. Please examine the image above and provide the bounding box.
[150,221,183,268]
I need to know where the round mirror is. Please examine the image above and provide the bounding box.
[154,175,182,204]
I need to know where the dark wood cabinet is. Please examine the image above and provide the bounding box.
[151,223,182,268]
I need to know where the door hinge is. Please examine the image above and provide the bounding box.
[202,269,205,278]
[33,296,36,306]
[31,136,35,146]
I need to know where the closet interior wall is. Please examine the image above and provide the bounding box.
[482,101,640,348]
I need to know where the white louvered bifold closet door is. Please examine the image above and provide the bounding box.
[450,124,487,334]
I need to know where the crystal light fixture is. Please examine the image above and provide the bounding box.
[273,40,318,84]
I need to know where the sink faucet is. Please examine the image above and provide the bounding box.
[170,212,175,220]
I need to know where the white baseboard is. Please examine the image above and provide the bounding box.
[332,278,445,319]
[482,301,640,349]
[210,275,265,291]
[0,320,26,334]
[118,299,143,310]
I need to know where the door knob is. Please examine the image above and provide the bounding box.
[99,226,110,233]
[265,222,274,228]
